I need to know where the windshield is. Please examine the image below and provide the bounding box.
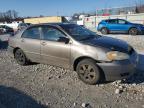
[60,24,98,41]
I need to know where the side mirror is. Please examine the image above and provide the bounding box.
[58,37,70,44]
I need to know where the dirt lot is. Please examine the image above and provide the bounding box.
[0,34,144,108]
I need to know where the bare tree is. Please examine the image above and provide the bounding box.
[0,10,18,22]
[135,0,144,13]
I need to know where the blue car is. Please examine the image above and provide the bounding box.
[97,19,144,35]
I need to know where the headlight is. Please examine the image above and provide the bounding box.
[106,51,130,61]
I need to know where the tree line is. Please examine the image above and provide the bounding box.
[0,10,20,23]
[136,4,144,13]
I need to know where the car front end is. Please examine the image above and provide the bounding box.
[59,23,138,82]
[80,35,138,81]
[97,49,138,81]
[97,20,107,32]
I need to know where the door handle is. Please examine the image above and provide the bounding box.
[41,42,47,46]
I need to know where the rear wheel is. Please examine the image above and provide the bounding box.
[14,49,29,65]
[76,59,101,85]
[101,28,108,34]
[129,28,138,35]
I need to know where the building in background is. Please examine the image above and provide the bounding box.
[96,6,136,16]
[24,16,68,24]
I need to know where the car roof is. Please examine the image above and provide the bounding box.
[0,25,10,28]
[0,25,6,27]
[16,23,76,36]
[104,18,126,21]
[101,19,127,23]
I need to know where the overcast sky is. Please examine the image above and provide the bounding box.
[0,0,143,17]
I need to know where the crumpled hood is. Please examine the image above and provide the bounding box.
[83,36,131,53]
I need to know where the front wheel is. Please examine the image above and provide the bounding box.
[101,28,108,35]
[14,49,29,65]
[76,59,101,85]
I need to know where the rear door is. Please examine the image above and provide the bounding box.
[117,19,130,32]
[20,26,41,62]
[40,25,71,68]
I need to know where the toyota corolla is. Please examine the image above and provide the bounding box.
[8,23,138,85]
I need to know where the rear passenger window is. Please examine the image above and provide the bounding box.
[22,27,40,39]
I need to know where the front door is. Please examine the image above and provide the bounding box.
[107,19,118,32]
[40,25,71,68]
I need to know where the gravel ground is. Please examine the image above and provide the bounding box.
[0,35,144,108]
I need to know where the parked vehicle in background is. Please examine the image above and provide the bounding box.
[8,23,138,85]
[97,19,144,35]
[18,23,31,30]
[0,25,14,34]
[0,29,3,34]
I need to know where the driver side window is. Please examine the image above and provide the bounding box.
[41,26,66,42]
[108,19,117,24]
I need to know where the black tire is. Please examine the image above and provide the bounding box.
[129,28,138,35]
[101,28,108,35]
[76,59,101,85]
[14,49,28,65]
